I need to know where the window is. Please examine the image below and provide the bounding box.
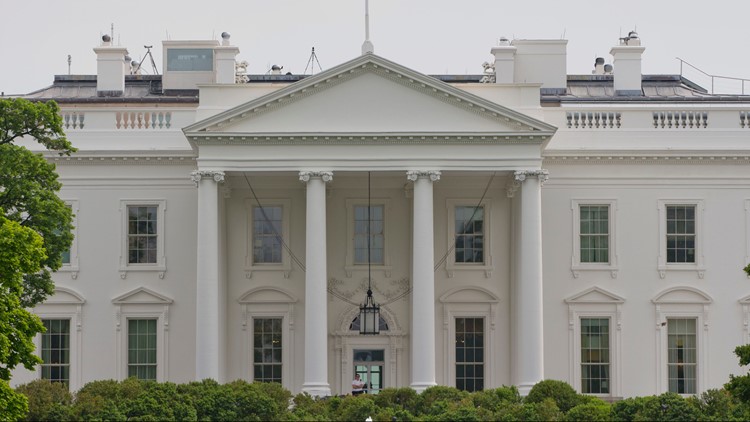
[41,319,70,385]
[166,48,213,71]
[128,319,157,380]
[455,206,484,264]
[354,205,384,265]
[580,318,610,394]
[666,205,695,263]
[667,318,697,394]
[58,200,79,279]
[571,200,617,278]
[253,318,282,383]
[657,200,704,278]
[455,317,484,392]
[345,199,392,277]
[580,206,609,263]
[253,206,283,264]
[119,200,166,277]
[128,206,158,264]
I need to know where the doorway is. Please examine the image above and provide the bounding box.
[353,349,384,394]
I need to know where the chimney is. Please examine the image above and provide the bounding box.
[593,57,605,75]
[610,31,645,96]
[511,39,568,93]
[214,32,240,84]
[94,35,128,96]
[490,37,516,83]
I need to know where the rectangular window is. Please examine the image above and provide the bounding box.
[455,206,484,264]
[127,206,158,264]
[455,317,484,392]
[666,205,696,263]
[581,318,610,394]
[166,48,214,71]
[580,206,609,263]
[668,318,697,394]
[41,319,70,385]
[254,318,282,383]
[354,205,384,265]
[128,319,157,380]
[253,206,283,264]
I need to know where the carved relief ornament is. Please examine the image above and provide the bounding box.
[299,171,333,183]
[190,170,225,187]
[406,170,441,182]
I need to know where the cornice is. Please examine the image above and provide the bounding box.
[49,155,196,166]
[544,154,750,165]
[189,133,546,146]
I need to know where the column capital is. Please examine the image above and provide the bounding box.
[299,171,333,183]
[191,170,225,187]
[406,170,441,182]
[513,170,549,184]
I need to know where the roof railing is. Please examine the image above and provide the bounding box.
[677,57,749,95]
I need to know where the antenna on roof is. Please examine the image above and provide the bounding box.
[67,55,72,75]
[134,45,159,75]
[111,23,114,40]
[303,47,323,75]
[361,0,374,54]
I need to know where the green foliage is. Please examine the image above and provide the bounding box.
[418,385,468,415]
[726,345,750,403]
[611,392,703,421]
[15,379,72,421]
[525,379,580,413]
[373,387,419,413]
[335,394,377,422]
[0,379,28,421]
[471,385,522,412]
[0,213,46,380]
[0,98,74,153]
[564,402,611,421]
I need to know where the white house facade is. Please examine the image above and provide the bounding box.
[9,31,750,400]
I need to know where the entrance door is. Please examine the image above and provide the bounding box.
[353,349,384,394]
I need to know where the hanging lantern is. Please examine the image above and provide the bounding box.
[359,171,380,335]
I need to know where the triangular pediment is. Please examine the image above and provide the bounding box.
[112,287,173,305]
[565,287,625,304]
[652,286,712,304]
[185,54,555,140]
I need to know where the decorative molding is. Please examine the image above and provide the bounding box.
[406,170,441,182]
[544,155,750,165]
[191,170,225,187]
[327,277,410,304]
[191,134,545,146]
[50,155,196,166]
[299,171,333,183]
[514,169,549,185]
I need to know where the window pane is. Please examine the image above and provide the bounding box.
[41,319,71,386]
[666,205,696,263]
[253,317,283,383]
[455,317,484,392]
[580,206,609,264]
[253,206,283,264]
[581,318,610,394]
[667,318,697,394]
[455,207,484,264]
[128,319,157,381]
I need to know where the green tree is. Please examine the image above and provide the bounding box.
[0,98,75,308]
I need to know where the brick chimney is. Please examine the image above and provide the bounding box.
[610,31,645,96]
[94,35,128,96]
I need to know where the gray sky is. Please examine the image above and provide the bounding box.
[2,0,749,95]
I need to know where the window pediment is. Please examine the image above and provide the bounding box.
[44,286,86,305]
[112,287,173,305]
[565,287,625,304]
[238,287,297,304]
[652,286,712,304]
[439,287,500,303]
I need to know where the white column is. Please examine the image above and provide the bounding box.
[300,171,333,397]
[407,170,440,393]
[192,170,225,381]
[513,170,548,395]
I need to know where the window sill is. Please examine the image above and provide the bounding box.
[571,264,618,279]
[445,263,494,279]
[119,264,166,280]
[57,265,80,280]
[245,264,292,279]
[657,264,705,279]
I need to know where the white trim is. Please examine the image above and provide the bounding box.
[57,199,79,279]
[571,199,618,279]
[653,287,712,395]
[112,287,172,382]
[239,287,296,390]
[344,198,393,278]
[744,199,750,278]
[657,199,705,279]
[445,199,494,278]
[566,287,623,398]
[33,287,86,391]
[119,199,167,279]
[244,198,292,279]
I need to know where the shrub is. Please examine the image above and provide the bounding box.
[418,385,468,415]
[525,380,579,413]
[471,385,522,412]
[15,379,72,421]
[564,402,611,421]
[612,393,703,421]
[336,394,377,422]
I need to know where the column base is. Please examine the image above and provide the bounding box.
[410,382,437,394]
[301,383,332,398]
[517,382,537,397]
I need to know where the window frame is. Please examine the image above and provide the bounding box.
[252,317,284,384]
[119,199,166,279]
[454,316,486,392]
[345,198,393,278]
[57,200,79,279]
[579,317,612,395]
[657,199,704,279]
[245,199,291,279]
[445,199,494,278]
[127,318,158,381]
[571,199,618,279]
[566,287,624,398]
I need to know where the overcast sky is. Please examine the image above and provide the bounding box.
[2,0,749,95]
